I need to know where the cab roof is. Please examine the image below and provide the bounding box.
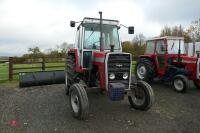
[83,17,119,25]
[146,36,184,41]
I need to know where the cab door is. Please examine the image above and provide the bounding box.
[155,40,167,75]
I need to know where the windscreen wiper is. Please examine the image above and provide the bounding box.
[171,40,175,50]
[85,30,95,42]
[85,25,99,43]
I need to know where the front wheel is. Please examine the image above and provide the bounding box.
[128,80,154,111]
[69,83,89,120]
[172,75,188,93]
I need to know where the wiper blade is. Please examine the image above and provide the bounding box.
[171,40,175,50]
[85,25,99,43]
[85,30,95,42]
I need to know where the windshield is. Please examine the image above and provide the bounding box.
[83,23,120,50]
[167,39,185,54]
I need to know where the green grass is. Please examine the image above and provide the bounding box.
[132,61,136,73]
[0,63,8,81]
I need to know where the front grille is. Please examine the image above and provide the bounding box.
[107,54,131,89]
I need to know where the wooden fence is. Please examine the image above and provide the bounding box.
[0,56,138,81]
[8,57,66,81]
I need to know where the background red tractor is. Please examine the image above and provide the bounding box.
[65,12,154,120]
[136,36,200,93]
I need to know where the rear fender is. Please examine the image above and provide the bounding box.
[67,48,86,73]
[163,67,191,81]
[176,69,191,77]
[139,55,155,64]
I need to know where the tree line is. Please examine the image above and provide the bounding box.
[22,42,73,58]
[23,17,200,58]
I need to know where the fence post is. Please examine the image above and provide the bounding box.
[9,57,13,81]
[42,57,45,70]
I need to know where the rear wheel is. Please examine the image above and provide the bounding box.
[65,55,78,95]
[172,75,188,93]
[135,58,155,82]
[69,83,89,120]
[128,80,154,110]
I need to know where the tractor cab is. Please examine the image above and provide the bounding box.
[144,36,186,75]
[145,36,185,56]
[72,17,123,69]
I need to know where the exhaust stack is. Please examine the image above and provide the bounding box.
[99,11,104,51]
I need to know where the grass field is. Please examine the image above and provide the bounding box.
[0,61,136,83]
[0,63,8,81]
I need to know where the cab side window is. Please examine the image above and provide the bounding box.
[156,40,165,54]
[145,41,155,54]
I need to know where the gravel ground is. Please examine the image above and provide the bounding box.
[0,81,200,133]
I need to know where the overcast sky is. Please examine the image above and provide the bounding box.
[0,0,200,56]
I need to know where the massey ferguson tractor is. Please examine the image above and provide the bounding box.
[136,36,200,93]
[65,12,154,120]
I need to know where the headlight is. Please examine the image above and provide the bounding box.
[123,73,128,79]
[109,73,115,80]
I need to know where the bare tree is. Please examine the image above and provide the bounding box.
[188,18,200,41]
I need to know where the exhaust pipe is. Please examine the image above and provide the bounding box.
[99,11,104,51]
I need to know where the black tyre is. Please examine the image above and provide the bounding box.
[172,74,188,93]
[69,83,89,120]
[135,58,155,82]
[194,80,200,89]
[65,55,78,95]
[128,80,154,111]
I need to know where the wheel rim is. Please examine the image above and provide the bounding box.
[174,79,184,91]
[71,90,80,113]
[137,65,146,79]
[131,87,146,106]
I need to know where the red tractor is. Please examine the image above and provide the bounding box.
[65,12,154,120]
[136,36,200,93]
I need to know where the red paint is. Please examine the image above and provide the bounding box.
[67,49,107,90]
[93,51,107,90]
[93,51,106,58]
[68,48,86,73]
[93,61,105,90]
[8,119,17,127]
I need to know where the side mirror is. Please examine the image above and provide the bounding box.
[128,26,134,34]
[70,21,75,27]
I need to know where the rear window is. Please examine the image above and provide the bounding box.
[145,41,155,54]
